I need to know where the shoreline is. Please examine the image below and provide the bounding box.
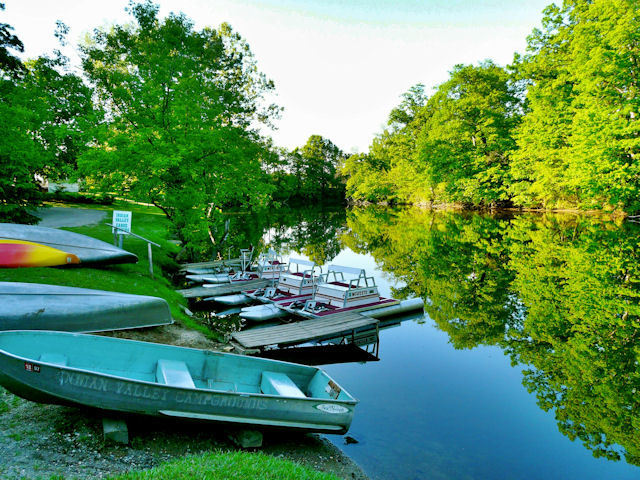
[0,204,370,480]
[0,323,369,480]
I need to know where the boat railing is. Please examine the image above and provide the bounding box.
[239,248,254,272]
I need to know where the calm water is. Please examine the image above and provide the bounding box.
[214,207,640,479]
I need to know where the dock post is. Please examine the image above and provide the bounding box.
[148,242,154,278]
[102,418,129,444]
[228,429,263,448]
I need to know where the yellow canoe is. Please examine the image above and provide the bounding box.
[0,240,81,268]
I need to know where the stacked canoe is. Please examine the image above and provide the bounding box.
[0,223,138,267]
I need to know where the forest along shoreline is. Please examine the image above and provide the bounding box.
[0,203,368,480]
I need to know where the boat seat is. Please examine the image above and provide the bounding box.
[260,371,305,398]
[38,353,68,366]
[156,359,195,388]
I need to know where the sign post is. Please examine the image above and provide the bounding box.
[112,211,132,248]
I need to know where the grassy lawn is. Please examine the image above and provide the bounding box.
[0,200,215,339]
[110,451,341,480]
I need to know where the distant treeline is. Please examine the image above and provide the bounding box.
[343,0,640,213]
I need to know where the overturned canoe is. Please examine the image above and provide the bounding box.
[0,240,80,268]
[0,330,357,434]
[0,282,173,332]
[0,224,137,265]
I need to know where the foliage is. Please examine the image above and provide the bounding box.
[79,1,278,254]
[109,450,340,480]
[344,64,519,206]
[270,135,346,202]
[0,19,96,223]
[343,2,640,213]
[511,0,640,212]
[0,2,23,75]
[46,191,115,205]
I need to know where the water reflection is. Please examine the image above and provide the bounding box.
[200,206,640,471]
[342,207,640,467]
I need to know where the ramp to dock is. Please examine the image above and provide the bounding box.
[179,258,242,272]
[232,312,379,349]
[178,279,271,298]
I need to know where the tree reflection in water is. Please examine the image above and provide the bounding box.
[342,207,640,466]
[204,206,640,466]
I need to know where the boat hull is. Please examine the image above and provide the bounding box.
[209,294,251,306]
[0,282,173,332]
[0,331,356,434]
[240,304,289,321]
[0,223,137,265]
[0,240,80,267]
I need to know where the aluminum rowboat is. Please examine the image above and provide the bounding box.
[0,282,172,332]
[0,330,357,433]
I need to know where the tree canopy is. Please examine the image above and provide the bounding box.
[342,0,640,214]
[78,1,279,251]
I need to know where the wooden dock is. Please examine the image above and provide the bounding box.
[179,257,242,272]
[178,279,271,298]
[232,312,379,349]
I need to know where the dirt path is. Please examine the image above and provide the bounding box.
[34,206,107,228]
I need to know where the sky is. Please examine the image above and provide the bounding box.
[3,0,552,153]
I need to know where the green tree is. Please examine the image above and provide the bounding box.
[79,1,278,253]
[298,135,345,199]
[415,61,520,205]
[0,16,95,223]
[511,0,640,212]
[343,84,428,204]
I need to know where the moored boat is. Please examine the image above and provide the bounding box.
[279,265,423,319]
[0,223,137,265]
[0,330,357,433]
[0,282,173,332]
[0,240,80,267]
[215,258,320,308]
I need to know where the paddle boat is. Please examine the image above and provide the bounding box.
[0,282,173,332]
[184,248,253,281]
[0,223,137,265]
[279,265,424,319]
[0,330,357,434]
[0,240,80,267]
[241,265,424,322]
[212,258,320,309]
[190,250,286,285]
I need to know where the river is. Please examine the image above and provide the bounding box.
[209,206,640,479]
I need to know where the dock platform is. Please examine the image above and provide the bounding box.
[178,279,271,298]
[232,312,379,349]
[179,257,242,273]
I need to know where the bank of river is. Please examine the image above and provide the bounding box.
[0,204,368,480]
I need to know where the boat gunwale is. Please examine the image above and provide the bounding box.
[0,330,358,405]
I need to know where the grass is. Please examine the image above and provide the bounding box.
[109,450,340,480]
[0,200,217,340]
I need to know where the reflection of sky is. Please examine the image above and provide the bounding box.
[271,242,640,480]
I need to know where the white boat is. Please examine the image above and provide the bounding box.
[254,249,287,280]
[281,265,420,319]
[241,264,425,322]
[214,258,320,308]
[196,250,285,287]
[185,249,254,283]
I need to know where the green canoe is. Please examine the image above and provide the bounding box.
[0,331,357,434]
